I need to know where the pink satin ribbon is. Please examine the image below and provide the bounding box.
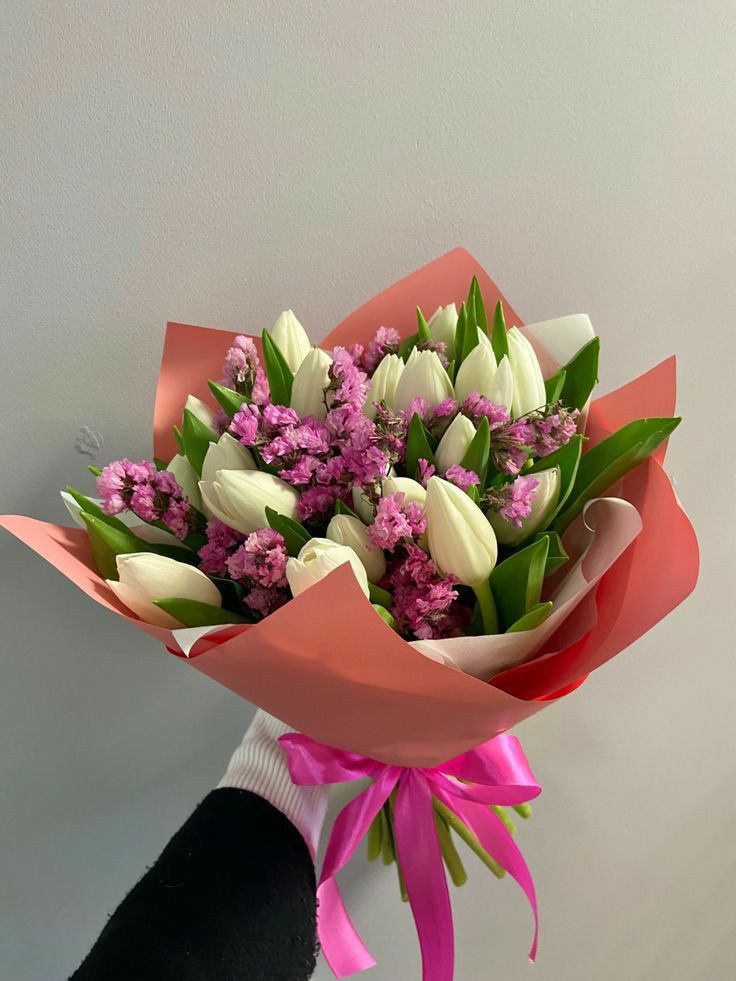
[279,732,541,981]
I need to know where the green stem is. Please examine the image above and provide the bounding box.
[433,805,468,886]
[366,812,383,861]
[513,802,533,820]
[388,793,408,902]
[380,803,395,866]
[434,799,505,879]
[472,578,500,634]
[491,805,516,837]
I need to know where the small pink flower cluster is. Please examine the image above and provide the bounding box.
[384,544,465,641]
[198,520,289,617]
[367,493,427,551]
[483,475,540,527]
[97,460,194,540]
[222,335,270,404]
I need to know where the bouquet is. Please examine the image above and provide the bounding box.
[1,250,698,980]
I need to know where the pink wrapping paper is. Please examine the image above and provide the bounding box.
[0,250,699,767]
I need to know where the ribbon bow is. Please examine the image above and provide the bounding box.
[280,732,541,981]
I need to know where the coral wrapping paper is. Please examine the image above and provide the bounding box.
[0,250,699,768]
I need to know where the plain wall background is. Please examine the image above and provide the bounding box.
[2,2,734,979]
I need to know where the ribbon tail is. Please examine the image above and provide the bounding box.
[436,787,539,961]
[394,772,454,981]
[318,769,398,978]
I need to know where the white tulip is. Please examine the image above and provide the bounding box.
[454,342,496,403]
[507,328,547,418]
[523,314,595,369]
[381,475,427,508]
[290,347,332,420]
[184,394,217,432]
[201,433,256,484]
[271,309,311,373]
[199,469,299,535]
[167,453,203,511]
[392,349,454,413]
[426,476,498,587]
[286,538,369,598]
[106,552,222,629]
[488,467,561,546]
[427,304,458,357]
[435,413,476,473]
[326,514,386,582]
[351,486,376,523]
[485,356,514,409]
[365,353,404,418]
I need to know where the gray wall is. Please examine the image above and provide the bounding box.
[2,3,734,979]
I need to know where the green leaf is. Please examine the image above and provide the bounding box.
[459,302,481,364]
[533,531,569,575]
[507,601,554,633]
[398,332,420,361]
[544,368,566,404]
[88,465,102,477]
[405,412,436,479]
[372,605,398,631]
[153,597,249,626]
[491,301,509,363]
[459,417,491,487]
[416,307,431,341]
[446,359,456,384]
[453,304,469,368]
[557,338,600,411]
[182,408,217,476]
[369,581,392,607]
[172,425,184,455]
[554,417,681,534]
[261,329,294,405]
[208,381,248,418]
[529,434,583,522]
[466,484,480,504]
[490,536,550,630]
[66,486,129,533]
[80,512,150,580]
[468,277,489,337]
[335,498,360,519]
[265,506,311,556]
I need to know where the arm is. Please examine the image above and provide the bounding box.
[72,713,327,981]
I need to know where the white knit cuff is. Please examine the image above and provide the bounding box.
[218,710,329,857]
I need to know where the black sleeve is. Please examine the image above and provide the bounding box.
[71,788,318,981]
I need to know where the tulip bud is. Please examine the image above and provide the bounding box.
[365,353,404,418]
[271,309,311,373]
[326,514,386,582]
[425,476,498,587]
[427,304,458,357]
[185,394,217,432]
[523,314,595,370]
[106,552,222,628]
[166,453,204,511]
[286,538,369,598]
[435,413,476,473]
[199,469,299,535]
[507,328,546,418]
[351,486,376,523]
[392,349,454,413]
[454,344,515,412]
[488,467,561,546]
[290,347,332,420]
[201,433,256,484]
[381,475,427,508]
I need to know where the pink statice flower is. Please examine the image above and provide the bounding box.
[198,519,245,576]
[489,419,535,475]
[483,475,539,527]
[230,404,261,445]
[362,326,401,374]
[460,393,510,427]
[227,529,288,588]
[327,347,370,408]
[445,465,480,491]
[366,493,426,552]
[222,335,270,404]
[97,459,196,540]
[383,544,465,640]
[245,585,289,617]
[404,397,458,441]
[527,403,580,457]
[417,458,436,488]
